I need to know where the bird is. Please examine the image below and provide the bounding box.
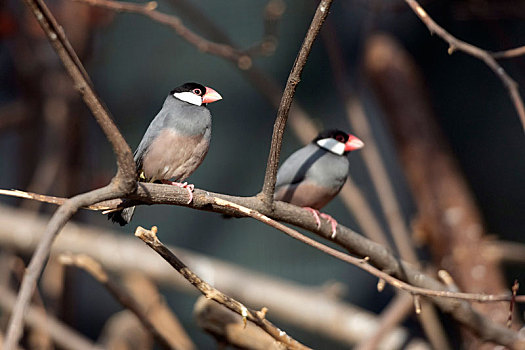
[274,129,364,238]
[108,82,222,226]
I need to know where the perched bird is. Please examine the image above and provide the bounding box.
[108,82,222,226]
[274,129,364,238]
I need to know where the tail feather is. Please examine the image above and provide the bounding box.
[107,206,136,226]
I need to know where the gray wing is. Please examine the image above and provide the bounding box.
[275,145,325,189]
[134,107,171,170]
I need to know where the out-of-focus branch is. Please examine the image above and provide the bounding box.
[4,0,136,347]
[123,274,196,350]
[0,285,105,350]
[482,241,525,265]
[491,46,525,59]
[58,253,177,350]
[71,0,279,69]
[135,226,310,350]
[355,293,417,350]
[363,33,516,348]
[405,0,525,132]
[0,203,411,348]
[259,0,333,206]
[98,311,152,350]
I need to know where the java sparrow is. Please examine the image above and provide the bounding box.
[108,82,222,226]
[274,129,364,238]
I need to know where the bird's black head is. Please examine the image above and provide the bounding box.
[314,129,349,144]
[170,82,206,96]
[170,82,222,106]
[313,129,364,155]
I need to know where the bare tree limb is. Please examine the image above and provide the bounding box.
[259,0,333,206]
[491,46,525,59]
[0,285,105,350]
[405,0,525,132]
[0,203,411,348]
[135,226,311,350]
[3,0,136,347]
[355,293,415,350]
[58,253,176,350]
[2,186,525,304]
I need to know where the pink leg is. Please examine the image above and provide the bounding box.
[320,213,338,239]
[304,207,321,229]
[161,180,194,204]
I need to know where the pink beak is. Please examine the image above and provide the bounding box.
[202,86,222,104]
[344,134,364,152]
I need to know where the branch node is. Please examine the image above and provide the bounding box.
[145,1,157,10]
[359,256,370,264]
[377,278,386,292]
[241,305,249,328]
[257,307,269,319]
[134,225,159,245]
[237,55,253,70]
[413,295,422,315]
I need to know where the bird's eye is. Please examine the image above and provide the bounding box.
[192,88,202,95]
[335,135,345,142]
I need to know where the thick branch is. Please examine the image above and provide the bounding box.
[3,185,524,306]
[259,0,333,206]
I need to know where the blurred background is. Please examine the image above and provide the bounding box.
[0,0,524,348]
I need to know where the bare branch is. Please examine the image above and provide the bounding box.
[0,285,104,350]
[135,226,311,350]
[259,0,333,206]
[70,0,271,69]
[58,253,176,350]
[0,203,411,348]
[405,0,525,132]
[491,46,525,59]
[3,185,525,306]
[3,0,136,347]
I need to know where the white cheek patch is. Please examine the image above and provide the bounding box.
[316,138,345,155]
[173,91,202,106]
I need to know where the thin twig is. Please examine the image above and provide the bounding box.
[491,46,525,59]
[405,0,525,132]
[3,0,136,347]
[210,197,525,304]
[58,254,175,350]
[135,226,311,350]
[71,0,275,69]
[259,0,333,206]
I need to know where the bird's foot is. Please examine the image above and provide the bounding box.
[161,180,194,204]
[304,207,321,229]
[320,213,338,239]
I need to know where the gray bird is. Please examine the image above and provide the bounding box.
[108,82,222,226]
[274,129,364,237]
